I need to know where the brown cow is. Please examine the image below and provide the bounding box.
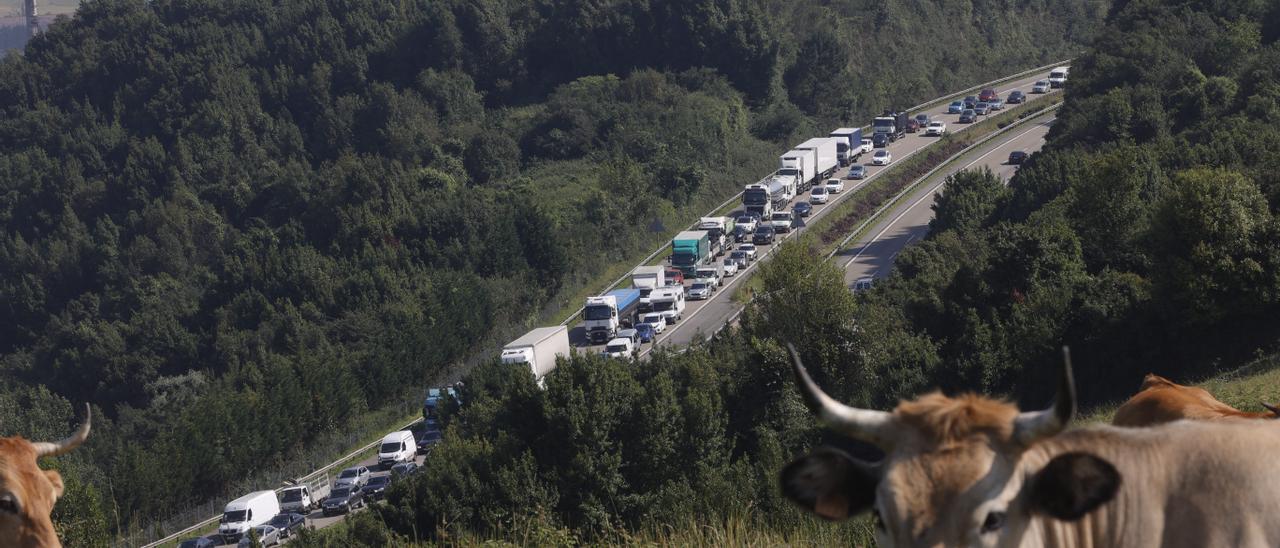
[1112,373,1280,427]
[0,405,91,548]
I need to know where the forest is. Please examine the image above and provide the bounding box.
[0,0,1106,543]
[287,0,1280,544]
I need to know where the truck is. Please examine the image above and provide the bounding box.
[872,110,910,142]
[670,230,712,278]
[829,128,864,165]
[743,183,777,218]
[585,288,641,344]
[500,326,570,385]
[630,266,666,312]
[795,137,839,181]
[1048,66,1070,88]
[779,148,816,193]
[649,286,686,324]
[698,216,736,257]
[280,474,331,514]
[218,491,281,544]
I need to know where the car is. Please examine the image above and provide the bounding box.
[859,138,873,155]
[872,150,892,166]
[616,328,640,346]
[769,211,794,233]
[987,97,1004,110]
[846,164,867,179]
[687,281,713,300]
[179,539,217,548]
[825,178,845,194]
[963,95,978,109]
[335,466,370,489]
[914,114,930,128]
[1008,150,1029,164]
[363,475,392,501]
[423,386,459,417]
[321,485,365,516]
[904,118,920,133]
[793,202,812,217]
[959,109,977,123]
[236,525,280,547]
[603,337,635,359]
[925,121,946,136]
[640,312,667,334]
[871,132,889,148]
[947,100,965,114]
[1007,90,1025,104]
[390,461,419,479]
[729,250,752,266]
[978,88,999,102]
[720,257,740,276]
[735,214,758,233]
[752,225,776,245]
[973,102,991,115]
[634,322,656,343]
[853,277,875,291]
[663,268,685,286]
[809,185,829,204]
[422,416,441,432]
[731,224,751,243]
[267,513,306,539]
[416,429,442,454]
[737,244,758,262]
[1032,79,1050,93]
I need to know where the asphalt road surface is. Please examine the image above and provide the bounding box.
[841,113,1055,287]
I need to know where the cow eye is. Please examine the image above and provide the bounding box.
[0,492,19,515]
[981,510,1006,533]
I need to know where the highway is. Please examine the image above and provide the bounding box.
[631,73,1062,356]
[842,113,1055,287]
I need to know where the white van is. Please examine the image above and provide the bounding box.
[218,490,280,544]
[378,430,417,468]
[1048,66,1070,88]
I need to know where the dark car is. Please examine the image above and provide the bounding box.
[732,224,750,243]
[416,429,442,454]
[752,225,776,245]
[1008,150,1029,164]
[904,118,920,133]
[391,461,419,479]
[978,88,999,102]
[422,387,456,417]
[914,114,930,128]
[959,109,977,123]
[179,539,217,548]
[963,95,978,109]
[634,322,656,343]
[267,513,306,539]
[1006,90,1025,104]
[847,164,867,179]
[363,475,392,501]
[792,202,812,217]
[321,485,365,516]
[871,132,889,148]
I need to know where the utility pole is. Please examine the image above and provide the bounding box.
[24,0,39,40]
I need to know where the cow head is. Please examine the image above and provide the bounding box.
[781,347,1119,547]
[0,405,91,548]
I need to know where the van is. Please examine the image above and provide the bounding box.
[1048,66,1070,88]
[378,430,416,468]
[218,491,280,544]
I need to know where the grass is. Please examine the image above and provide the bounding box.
[1078,351,1280,425]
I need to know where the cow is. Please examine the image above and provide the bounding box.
[1,405,91,548]
[1112,373,1280,427]
[779,346,1280,547]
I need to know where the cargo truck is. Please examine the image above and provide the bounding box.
[742,183,775,218]
[584,289,642,344]
[631,265,666,312]
[795,137,839,181]
[698,216,736,257]
[873,110,909,142]
[500,326,570,385]
[779,149,816,193]
[829,128,864,165]
[670,230,712,278]
[280,474,331,514]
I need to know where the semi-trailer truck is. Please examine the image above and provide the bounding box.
[829,128,864,165]
[795,137,839,181]
[500,326,571,385]
[670,230,712,277]
[698,216,736,257]
[873,111,909,142]
[584,289,642,345]
[631,265,666,312]
[779,149,816,193]
[743,183,775,218]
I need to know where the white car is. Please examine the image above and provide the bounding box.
[639,313,666,334]
[872,150,892,166]
[687,281,714,300]
[859,138,873,155]
[854,277,875,291]
[729,249,752,266]
[735,215,757,233]
[721,258,740,276]
[603,337,635,359]
[335,466,370,489]
[1032,79,1050,93]
[810,185,829,204]
[737,244,758,262]
[825,178,845,194]
[925,121,946,136]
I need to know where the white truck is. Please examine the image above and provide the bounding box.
[698,216,736,257]
[649,286,686,324]
[829,128,864,165]
[631,265,666,312]
[280,474,331,514]
[779,148,816,193]
[796,137,839,182]
[500,326,571,385]
[218,491,280,544]
[1049,65,1070,88]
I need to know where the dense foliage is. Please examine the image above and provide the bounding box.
[0,0,1102,542]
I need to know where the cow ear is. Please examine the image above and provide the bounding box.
[44,470,64,500]
[1028,452,1120,521]
[780,447,879,521]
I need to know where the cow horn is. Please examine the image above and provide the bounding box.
[1013,347,1076,446]
[1262,402,1280,418]
[33,404,91,458]
[788,343,897,449]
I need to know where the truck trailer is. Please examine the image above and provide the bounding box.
[631,265,666,312]
[795,137,839,181]
[670,230,712,278]
[829,128,864,165]
[779,149,816,193]
[873,111,909,142]
[500,326,571,384]
[697,216,736,257]
[584,289,642,345]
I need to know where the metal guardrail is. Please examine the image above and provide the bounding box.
[558,58,1072,328]
[140,416,423,547]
